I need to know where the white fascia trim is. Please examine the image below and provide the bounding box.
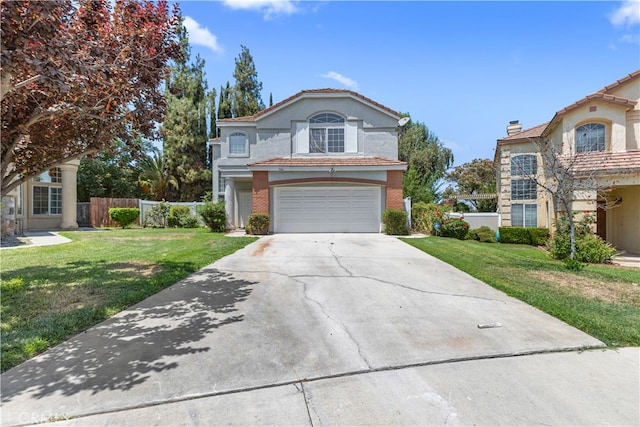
[256,92,400,121]
[248,165,407,172]
[216,121,256,128]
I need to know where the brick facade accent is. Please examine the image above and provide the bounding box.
[385,170,404,210]
[252,171,270,214]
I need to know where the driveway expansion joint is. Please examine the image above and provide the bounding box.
[16,345,608,427]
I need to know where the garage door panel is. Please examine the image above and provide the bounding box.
[274,186,381,233]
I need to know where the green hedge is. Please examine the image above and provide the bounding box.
[383,209,409,235]
[468,226,495,243]
[108,208,139,228]
[499,227,549,245]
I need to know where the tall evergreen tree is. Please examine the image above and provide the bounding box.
[162,17,214,201]
[208,87,217,140]
[217,81,232,137]
[231,45,264,117]
[269,92,273,107]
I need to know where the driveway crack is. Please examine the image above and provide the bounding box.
[299,382,314,427]
[221,268,505,303]
[328,243,353,276]
[296,276,372,369]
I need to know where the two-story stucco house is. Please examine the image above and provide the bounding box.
[495,70,640,254]
[210,89,407,233]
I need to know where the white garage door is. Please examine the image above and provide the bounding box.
[274,186,382,233]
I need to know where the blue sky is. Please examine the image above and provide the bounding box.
[173,0,640,167]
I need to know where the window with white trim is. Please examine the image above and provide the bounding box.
[510,154,537,227]
[511,204,537,227]
[511,179,537,200]
[510,154,537,176]
[309,113,345,153]
[33,186,62,215]
[229,132,248,156]
[576,123,605,153]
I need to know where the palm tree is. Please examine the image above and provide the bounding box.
[138,148,178,200]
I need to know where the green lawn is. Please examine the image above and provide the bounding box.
[402,237,640,347]
[0,228,257,372]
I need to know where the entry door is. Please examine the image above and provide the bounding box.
[238,191,252,228]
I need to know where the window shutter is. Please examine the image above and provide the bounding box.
[345,121,358,153]
[296,122,309,154]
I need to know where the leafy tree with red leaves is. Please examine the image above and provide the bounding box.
[1,0,181,196]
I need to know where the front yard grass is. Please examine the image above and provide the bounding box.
[0,228,257,372]
[402,237,640,347]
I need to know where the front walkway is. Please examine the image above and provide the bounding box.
[613,252,640,268]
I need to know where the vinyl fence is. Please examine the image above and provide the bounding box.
[138,200,205,226]
[446,212,500,230]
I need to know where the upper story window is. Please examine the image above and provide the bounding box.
[309,113,345,153]
[511,154,537,176]
[229,132,248,156]
[33,168,62,183]
[576,123,605,153]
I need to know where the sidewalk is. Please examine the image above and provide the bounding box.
[0,230,71,250]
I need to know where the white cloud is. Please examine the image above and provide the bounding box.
[619,33,640,44]
[609,0,640,27]
[183,16,223,53]
[322,71,358,90]
[222,0,298,20]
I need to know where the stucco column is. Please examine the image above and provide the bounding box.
[59,159,80,230]
[224,178,235,228]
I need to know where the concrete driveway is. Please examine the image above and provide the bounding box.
[1,234,638,426]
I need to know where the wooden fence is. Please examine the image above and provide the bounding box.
[89,197,140,228]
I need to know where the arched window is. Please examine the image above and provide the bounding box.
[576,123,605,153]
[309,112,345,153]
[229,132,248,156]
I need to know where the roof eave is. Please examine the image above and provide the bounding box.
[248,164,407,172]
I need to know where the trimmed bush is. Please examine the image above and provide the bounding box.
[109,208,139,229]
[499,227,531,244]
[246,213,270,235]
[168,205,198,228]
[383,209,409,235]
[439,217,469,240]
[529,228,550,246]
[199,201,227,232]
[468,226,495,243]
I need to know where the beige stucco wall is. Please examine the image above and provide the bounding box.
[497,141,550,228]
[607,186,640,254]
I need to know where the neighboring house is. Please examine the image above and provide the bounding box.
[211,89,407,233]
[2,159,80,233]
[495,70,640,254]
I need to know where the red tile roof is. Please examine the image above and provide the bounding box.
[217,89,401,123]
[566,150,640,177]
[248,156,407,168]
[499,70,640,141]
[498,123,548,143]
